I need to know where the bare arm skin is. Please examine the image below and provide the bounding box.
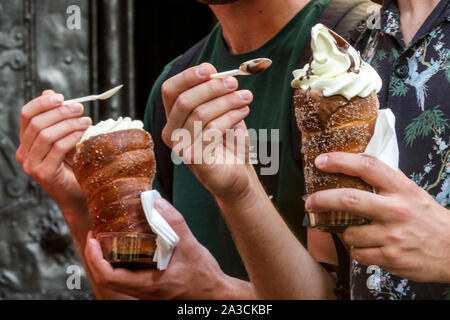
[213,167,337,299]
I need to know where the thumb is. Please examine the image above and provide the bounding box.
[154,198,193,238]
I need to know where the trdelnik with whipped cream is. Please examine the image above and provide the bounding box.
[76,116,179,270]
[291,23,382,100]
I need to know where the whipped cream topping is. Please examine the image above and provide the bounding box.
[79,117,144,143]
[291,24,382,100]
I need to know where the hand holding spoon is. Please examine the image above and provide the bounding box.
[62,84,123,106]
[210,58,272,78]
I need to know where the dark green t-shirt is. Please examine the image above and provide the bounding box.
[144,0,331,280]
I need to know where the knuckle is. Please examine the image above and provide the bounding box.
[53,140,65,153]
[191,107,206,122]
[223,93,242,109]
[57,105,70,118]
[421,196,433,212]
[361,156,377,172]
[38,130,51,144]
[394,204,412,221]
[161,80,171,98]
[175,94,191,113]
[58,120,73,134]
[28,118,41,133]
[389,227,406,243]
[70,118,83,129]
[223,111,234,124]
[35,168,47,182]
[208,79,224,94]
[23,161,34,177]
[381,246,398,263]
[205,121,217,132]
[342,189,360,207]
[21,108,31,122]
[168,216,187,232]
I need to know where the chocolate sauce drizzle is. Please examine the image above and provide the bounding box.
[300,26,361,81]
[325,26,359,74]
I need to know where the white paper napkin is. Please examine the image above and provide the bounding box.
[362,108,399,171]
[140,190,180,270]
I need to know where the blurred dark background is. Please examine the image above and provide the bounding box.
[134,1,215,120]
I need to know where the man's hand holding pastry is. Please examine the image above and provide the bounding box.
[306,152,450,282]
[84,198,256,299]
[161,63,256,201]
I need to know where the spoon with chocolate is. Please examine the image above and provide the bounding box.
[211,58,272,78]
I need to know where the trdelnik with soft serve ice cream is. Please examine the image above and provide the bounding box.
[292,23,382,100]
[291,23,384,232]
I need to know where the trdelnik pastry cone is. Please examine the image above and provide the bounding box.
[291,24,382,233]
[73,117,157,269]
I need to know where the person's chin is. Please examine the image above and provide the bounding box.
[196,0,239,4]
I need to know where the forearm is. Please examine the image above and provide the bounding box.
[60,204,90,252]
[215,168,336,300]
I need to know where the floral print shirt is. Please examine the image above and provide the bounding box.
[349,0,450,300]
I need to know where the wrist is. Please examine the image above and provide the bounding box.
[214,165,266,209]
[58,202,90,249]
[58,200,89,225]
[215,273,258,300]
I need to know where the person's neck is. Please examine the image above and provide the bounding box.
[210,0,311,54]
[398,0,441,46]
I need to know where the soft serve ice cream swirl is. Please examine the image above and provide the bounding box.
[79,117,144,143]
[291,24,382,100]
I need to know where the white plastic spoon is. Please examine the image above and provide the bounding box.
[210,58,272,78]
[62,84,123,106]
